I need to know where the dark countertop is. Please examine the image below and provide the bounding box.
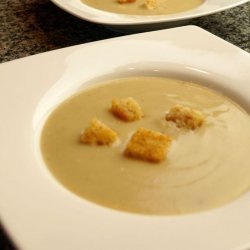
[0,1,249,249]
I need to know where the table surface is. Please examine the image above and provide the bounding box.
[0,0,249,249]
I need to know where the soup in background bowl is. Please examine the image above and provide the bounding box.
[81,0,204,16]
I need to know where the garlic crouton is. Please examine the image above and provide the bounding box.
[124,128,172,163]
[145,0,157,10]
[80,118,118,145]
[118,0,136,3]
[165,105,204,130]
[111,97,143,122]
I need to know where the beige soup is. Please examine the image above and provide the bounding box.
[40,77,250,215]
[81,0,204,15]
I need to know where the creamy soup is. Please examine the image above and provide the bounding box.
[81,0,204,15]
[41,77,250,215]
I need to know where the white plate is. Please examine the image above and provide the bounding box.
[0,26,250,250]
[50,0,249,31]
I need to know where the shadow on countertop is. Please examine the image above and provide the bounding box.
[0,224,17,250]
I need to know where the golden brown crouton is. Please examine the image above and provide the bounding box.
[111,97,143,122]
[145,0,157,10]
[124,128,172,163]
[80,118,118,145]
[118,0,136,4]
[165,105,204,130]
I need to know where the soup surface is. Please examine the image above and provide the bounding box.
[81,0,204,15]
[41,77,250,215]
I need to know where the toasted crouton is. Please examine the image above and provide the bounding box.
[124,128,172,163]
[118,0,136,3]
[80,118,118,145]
[145,0,157,10]
[111,97,143,122]
[165,105,204,130]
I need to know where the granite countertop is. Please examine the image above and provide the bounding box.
[0,0,249,249]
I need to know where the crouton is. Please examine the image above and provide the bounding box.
[111,97,143,122]
[165,105,204,130]
[80,118,118,145]
[145,0,157,10]
[124,128,172,163]
[118,0,136,4]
